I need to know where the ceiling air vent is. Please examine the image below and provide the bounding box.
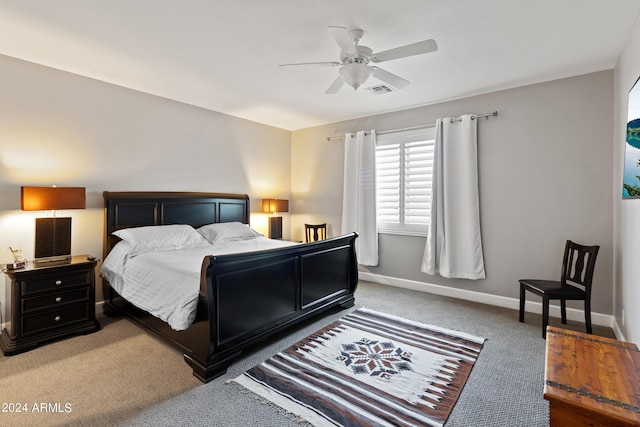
[366,84,396,95]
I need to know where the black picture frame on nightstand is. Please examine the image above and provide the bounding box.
[1,255,100,355]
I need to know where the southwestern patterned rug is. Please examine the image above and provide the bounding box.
[232,308,485,427]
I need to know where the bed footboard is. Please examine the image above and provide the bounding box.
[185,232,358,382]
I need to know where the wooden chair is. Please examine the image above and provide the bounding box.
[519,240,599,339]
[305,223,326,242]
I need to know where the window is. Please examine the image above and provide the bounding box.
[375,127,436,236]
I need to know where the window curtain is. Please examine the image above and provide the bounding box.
[341,130,378,266]
[421,115,485,279]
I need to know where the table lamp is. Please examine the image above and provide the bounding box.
[21,186,86,264]
[262,199,288,239]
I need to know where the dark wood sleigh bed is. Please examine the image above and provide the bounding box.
[101,191,358,382]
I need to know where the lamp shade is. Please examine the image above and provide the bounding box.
[262,199,289,214]
[21,186,86,211]
[339,63,373,90]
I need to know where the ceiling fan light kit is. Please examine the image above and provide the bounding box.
[339,63,373,90]
[279,26,437,94]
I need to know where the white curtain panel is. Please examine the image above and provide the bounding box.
[341,130,378,266]
[422,115,485,279]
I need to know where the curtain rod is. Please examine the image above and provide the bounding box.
[327,110,499,141]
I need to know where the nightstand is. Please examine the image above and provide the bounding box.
[1,255,100,355]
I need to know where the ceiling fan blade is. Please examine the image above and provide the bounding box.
[325,75,345,94]
[372,39,438,63]
[327,26,357,55]
[279,61,341,68]
[371,67,410,90]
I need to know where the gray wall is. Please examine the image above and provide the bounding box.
[614,11,640,343]
[292,71,614,316]
[0,54,292,310]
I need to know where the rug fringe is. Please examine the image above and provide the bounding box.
[226,379,313,426]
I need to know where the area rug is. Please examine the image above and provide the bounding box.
[232,308,485,427]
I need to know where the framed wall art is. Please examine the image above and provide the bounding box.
[623,76,640,198]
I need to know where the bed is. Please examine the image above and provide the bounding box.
[101,191,358,383]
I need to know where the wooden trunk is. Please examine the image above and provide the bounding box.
[544,326,640,427]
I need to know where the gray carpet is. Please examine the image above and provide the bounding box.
[0,280,615,426]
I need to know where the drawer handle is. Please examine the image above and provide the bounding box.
[54,316,61,322]
[55,280,62,286]
[55,297,62,303]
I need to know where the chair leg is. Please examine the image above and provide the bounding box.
[560,299,567,324]
[585,300,593,334]
[519,284,526,323]
[542,296,549,339]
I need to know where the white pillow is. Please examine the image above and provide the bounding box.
[197,222,262,244]
[112,224,209,257]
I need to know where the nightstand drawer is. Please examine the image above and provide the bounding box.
[22,304,90,336]
[20,271,91,295]
[22,287,90,313]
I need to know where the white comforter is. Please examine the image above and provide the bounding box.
[100,237,297,331]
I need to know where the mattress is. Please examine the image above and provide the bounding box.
[100,237,297,331]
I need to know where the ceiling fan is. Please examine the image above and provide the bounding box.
[279,26,438,94]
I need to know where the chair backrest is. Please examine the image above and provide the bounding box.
[305,223,327,242]
[561,240,599,292]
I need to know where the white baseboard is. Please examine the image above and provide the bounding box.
[359,272,615,330]
[612,318,625,341]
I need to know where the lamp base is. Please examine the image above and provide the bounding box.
[268,216,283,240]
[34,255,72,266]
[35,217,72,260]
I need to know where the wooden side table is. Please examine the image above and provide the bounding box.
[544,326,640,426]
[1,255,100,355]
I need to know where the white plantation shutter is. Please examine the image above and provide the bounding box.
[375,143,400,223]
[375,127,435,235]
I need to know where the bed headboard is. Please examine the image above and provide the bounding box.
[103,191,250,256]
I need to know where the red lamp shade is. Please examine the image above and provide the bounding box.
[21,186,86,211]
[262,199,289,214]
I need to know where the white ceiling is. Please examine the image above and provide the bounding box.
[1,0,639,131]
